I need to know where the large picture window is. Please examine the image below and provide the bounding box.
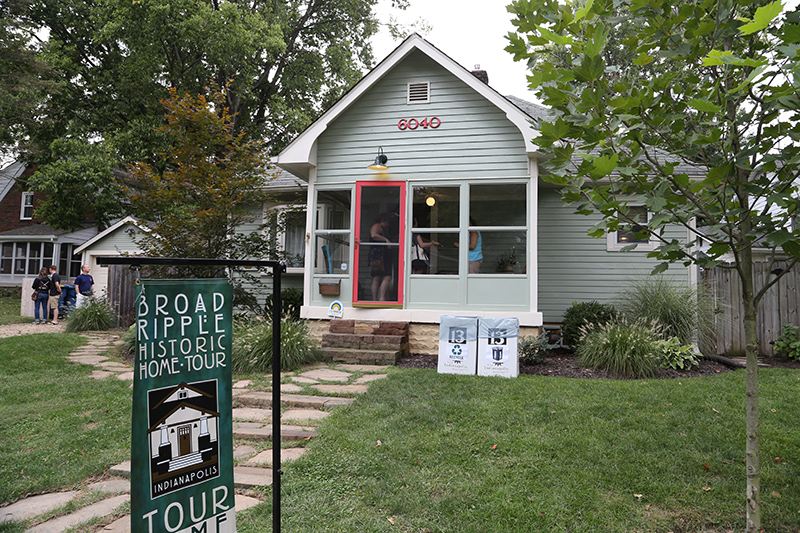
[468,183,528,274]
[0,242,58,275]
[411,186,459,275]
[314,189,351,275]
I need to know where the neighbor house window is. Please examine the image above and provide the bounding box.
[20,192,34,220]
[0,242,55,275]
[607,205,656,251]
[265,205,307,269]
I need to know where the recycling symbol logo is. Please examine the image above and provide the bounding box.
[451,345,462,356]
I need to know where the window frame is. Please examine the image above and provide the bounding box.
[263,204,309,273]
[20,191,34,220]
[606,205,657,252]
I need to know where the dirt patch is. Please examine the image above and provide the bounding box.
[397,348,800,379]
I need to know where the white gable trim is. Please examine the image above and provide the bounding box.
[75,216,147,254]
[275,34,540,180]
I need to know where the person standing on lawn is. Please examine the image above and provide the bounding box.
[48,265,62,325]
[32,267,51,324]
[74,264,94,309]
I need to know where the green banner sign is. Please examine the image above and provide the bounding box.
[131,279,235,533]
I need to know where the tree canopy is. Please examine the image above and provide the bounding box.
[507,0,799,530]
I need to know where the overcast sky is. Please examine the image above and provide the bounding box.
[370,0,538,101]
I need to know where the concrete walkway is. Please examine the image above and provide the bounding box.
[0,332,390,532]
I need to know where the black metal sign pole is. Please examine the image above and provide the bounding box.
[97,257,287,532]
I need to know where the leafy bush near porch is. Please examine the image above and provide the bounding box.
[64,298,118,332]
[264,287,304,320]
[561,301,617,348]
[773,324,800,360]
[616,276,714,346]
[577,319,662,378]
[655,336,700,370]
[518,332,552,365]
[232,316,320,373]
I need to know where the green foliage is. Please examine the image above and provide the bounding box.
[264,288,304,321]
[64,298,118,332]
[231,317,320,373]
[561,301,617,347]
[29,138,127,231]
[773,324,800,360]
[616,276,715,346]
[120,324,136,360]
[577,319,662,378]
[518,332,552,365]
[655,336,700,370]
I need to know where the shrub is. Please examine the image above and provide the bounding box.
[232,316,320,373]
[616,276,715,346]
[655,336,700,370]
[518,333,552,365]
[577,319,662,378]
[773,324,800,360]
[561,301,617,348]
[120,324,136,360]
[65,298,118,332]
[265,288,304,321]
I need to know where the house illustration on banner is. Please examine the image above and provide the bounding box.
[147,380,221,496]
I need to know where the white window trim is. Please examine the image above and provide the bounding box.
[20,191,34,220]
[606,205,658,252]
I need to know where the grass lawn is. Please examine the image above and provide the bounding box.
[237,368,800,533]
[0,333,132,504]
[0,290,28,325]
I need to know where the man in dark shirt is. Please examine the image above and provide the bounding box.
[75,264,95,308]
[48,265,62,324]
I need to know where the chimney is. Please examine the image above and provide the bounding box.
[471,64,489,85]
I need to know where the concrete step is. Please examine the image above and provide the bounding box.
[233,422,317,441]
[235,391,354,409]
[321,347,400,365]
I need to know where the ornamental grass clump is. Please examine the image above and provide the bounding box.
[65,298,119,332]
[232,316,320,373]
[577,319,662,378]
[616,276,715,346]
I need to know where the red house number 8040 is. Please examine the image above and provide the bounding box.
[398,117,441,130]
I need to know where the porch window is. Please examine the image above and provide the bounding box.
[314,189,351,275]
[0,242,56,275]
[411,186,459,275]
[468,183,528,274]
[20,192,33,220]
[59,244,83,278]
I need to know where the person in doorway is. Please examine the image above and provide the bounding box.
[32,267,51,324]
[411,218,440,274]
[48,265,62,325]
[370,213,394,301]
[453,217,483,273]
[75,264,95,308]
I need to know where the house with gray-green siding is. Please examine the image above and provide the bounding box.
[274,34,696,345]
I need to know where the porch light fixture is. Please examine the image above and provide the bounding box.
[426,196,436,207]
[368,147,389,170]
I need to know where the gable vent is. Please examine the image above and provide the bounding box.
[407,82,430,104]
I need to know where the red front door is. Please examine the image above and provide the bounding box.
[353,182,405,307]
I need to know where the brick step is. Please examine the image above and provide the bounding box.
[321,332,407,351]
[321,347,401,365]
[235,391,354,409]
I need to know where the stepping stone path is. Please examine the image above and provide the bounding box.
[1,333,390,532]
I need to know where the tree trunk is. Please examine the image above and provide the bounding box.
[740,250,761,532]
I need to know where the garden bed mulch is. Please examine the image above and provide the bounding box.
[397,348,800,379]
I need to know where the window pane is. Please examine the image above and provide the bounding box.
[43,243,54,264]
[315,234,350,275]
[28,243,41,274]
[317,190,350,230]
[0,259,10,274]
[412,186,459,229]
[473,230,527,274]
[284,209,306,267]
[617,206,649,244]
[469,184,526,227]
[2,243,12,258]
[410,231,459,275]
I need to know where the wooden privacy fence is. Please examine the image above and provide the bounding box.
[700,261,799,356]
[107,265,138,327]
